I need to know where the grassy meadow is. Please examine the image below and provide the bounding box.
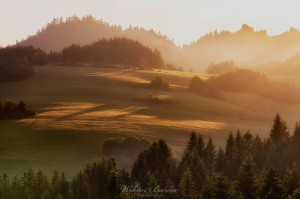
[1,65,300,176]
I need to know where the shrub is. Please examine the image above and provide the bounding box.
[150,75,170,90]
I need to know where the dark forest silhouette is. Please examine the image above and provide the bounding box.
[0,100,35,120]
[0,114,300,198]
[0,46,45,82]
[0,38,166,82]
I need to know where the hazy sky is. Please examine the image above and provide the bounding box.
[1,0,300,46]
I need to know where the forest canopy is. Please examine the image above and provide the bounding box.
[0,38,166,82]
[208,69,300,104]
[0,46,46,82]
[59,38,166,68]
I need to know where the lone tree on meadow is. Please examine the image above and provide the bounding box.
[150,75,170,90]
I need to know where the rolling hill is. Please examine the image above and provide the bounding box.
[18,16,300,72]
[260,52,300,75]
[18,16,183,68]
[1,65,300,176]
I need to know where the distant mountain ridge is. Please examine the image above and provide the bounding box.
[18,16,300,72]
[259,52,300,75]
[18,16,182,67]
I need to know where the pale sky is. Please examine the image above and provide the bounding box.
[1,0,300,46]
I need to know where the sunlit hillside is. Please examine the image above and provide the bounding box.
[18,16,300,72]
[1,65,300,176]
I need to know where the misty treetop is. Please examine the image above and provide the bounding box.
[189,69,300,104]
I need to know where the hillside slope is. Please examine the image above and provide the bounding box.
[1,65,300,176]
[18,17,300,72]
[18,16,183,67]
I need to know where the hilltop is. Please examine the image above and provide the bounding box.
[18,16,300,72]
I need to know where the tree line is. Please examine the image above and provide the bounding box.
[0,46,46,82]
[0,101,36,120]
[0,38,166,82]
[190,69,300,104]
[1,114,300,198]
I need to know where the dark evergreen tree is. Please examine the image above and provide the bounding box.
[216,148,226,173]
[186,131,197,154]
[59,172,70,199]
[0,102,3,119]
[131,139,176,187]
[253,135,265,168]
[196,134,205,157]
[236,157,257,199]
[49,170,60,199]
[225,132,235,178]
[179,168,199,199]
[107,171,121,199]
[203,138,216,174]
[214,173,231,199]
[270,113,289,145]
[284,163,300,198]
[72,171,88,199]
[242,131,254,156]
[234,130,243,173]
[259,168,284,199]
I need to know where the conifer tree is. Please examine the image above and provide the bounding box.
[0,102,3,119]
[234,130,243,173]
[284,163,300,198]
[215,173,231,199]
[107,171,121,199]
[259,168,284,199]
[225,133,235,161]
[270,113,289,145]
[34,169,49,198]
[216,148,226,173]
[225,132,235,178]
[179,168,199,199]
[204,138,216,174]
[60,172,70,199]
[49,170,60,198]
[236,157,257,199]
[253,135,264,168]
[186,131,197,154]
[196,134,205,157]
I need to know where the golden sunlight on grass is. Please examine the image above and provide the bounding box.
[19,102,226,135]
[87,70,149,84]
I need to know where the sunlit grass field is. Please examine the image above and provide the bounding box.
[1,65,300,176]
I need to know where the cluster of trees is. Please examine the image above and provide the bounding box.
[57,38,166,68]
[0,101,35,120]
[189,76,224,100]
[150,75,170,90]
[0,46,46,82]
[207,60,237,74]
[1,38,166,82]
[208,69,300,104]
[1,114,300,198]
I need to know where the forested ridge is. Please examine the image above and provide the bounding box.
[18,16,300,71]
[0,38,165,82]
[1,114,300,198]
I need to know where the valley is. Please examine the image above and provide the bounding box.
[1,65,299,176]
